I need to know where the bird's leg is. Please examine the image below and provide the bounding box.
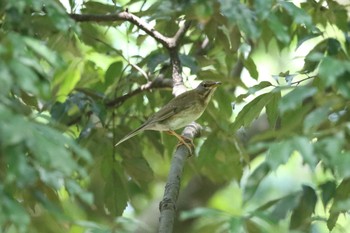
[167,130,194,156]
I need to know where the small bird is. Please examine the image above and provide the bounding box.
[115,80,221,152]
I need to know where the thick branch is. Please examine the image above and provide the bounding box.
[169,50,187,96]
[158,123,202,233]
[70,11,190,50]
[167,21,192,96]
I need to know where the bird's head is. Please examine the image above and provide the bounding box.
[196,80,221,104]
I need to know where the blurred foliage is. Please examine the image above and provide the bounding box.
[1,0,350,232]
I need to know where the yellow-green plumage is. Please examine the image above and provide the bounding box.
[115,80,221,146]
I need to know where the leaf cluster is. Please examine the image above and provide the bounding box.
[1,0,350,232]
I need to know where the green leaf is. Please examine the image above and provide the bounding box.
[279,86,317,114]
[303,106,330,133]
[319,57,350,86]
[9,60,40,96]
[243,56,259,80]
[236,81,273,102]
[270,193,301,221]
[104,169,128,216]
[265,140,294,170]
[218,25,233,49]
[179,54,199,74]
[280,2,313,29]
[327,38,342,56]
[302,39,328,73]
[291,136,317,170]
[315,134,344,163]
[333,152,350,179]
[319,180,336,209]
[105,61,123,88]
[254,0,273,20]
[243,162,270,203]
[266,92,281,128]
[1,193,30,233]
[66,180,94,205]
[290,185,317,230]
[336,72,350,98]
[23,37,63,67]
[122,157,154,186]
[328,178,350,230]
[52,61,83,102]
[267,13,290,44]
[219,0,259,39]
[232,93,275,131]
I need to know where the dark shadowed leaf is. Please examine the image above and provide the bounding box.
[290,185,317,231]
[319,180,336,209]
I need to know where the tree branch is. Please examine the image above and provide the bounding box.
[70,11,191,51]
[158,123,202,233]
[104,77,172,108]
[169,49,187,96]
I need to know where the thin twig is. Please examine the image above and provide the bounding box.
[95,38,149,81]
[105,77,173,108]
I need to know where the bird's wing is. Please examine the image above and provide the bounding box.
[147,92,195,124]
[147,104,178,123]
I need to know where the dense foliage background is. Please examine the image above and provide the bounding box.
[1,0,350,232]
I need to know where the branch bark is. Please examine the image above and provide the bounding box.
[70,11,187,50]
[158,123,202,233]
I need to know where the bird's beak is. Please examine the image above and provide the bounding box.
[212,81,222,87]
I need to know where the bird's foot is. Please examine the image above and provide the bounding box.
[167,130,195,156]
[176,136,195,156]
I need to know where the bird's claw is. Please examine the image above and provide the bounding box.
[176,136,195,156]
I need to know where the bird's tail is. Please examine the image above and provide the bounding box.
[114,125,145,147]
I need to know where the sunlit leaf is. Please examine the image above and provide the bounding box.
[266,140,294,170]
[232,93,275,131]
